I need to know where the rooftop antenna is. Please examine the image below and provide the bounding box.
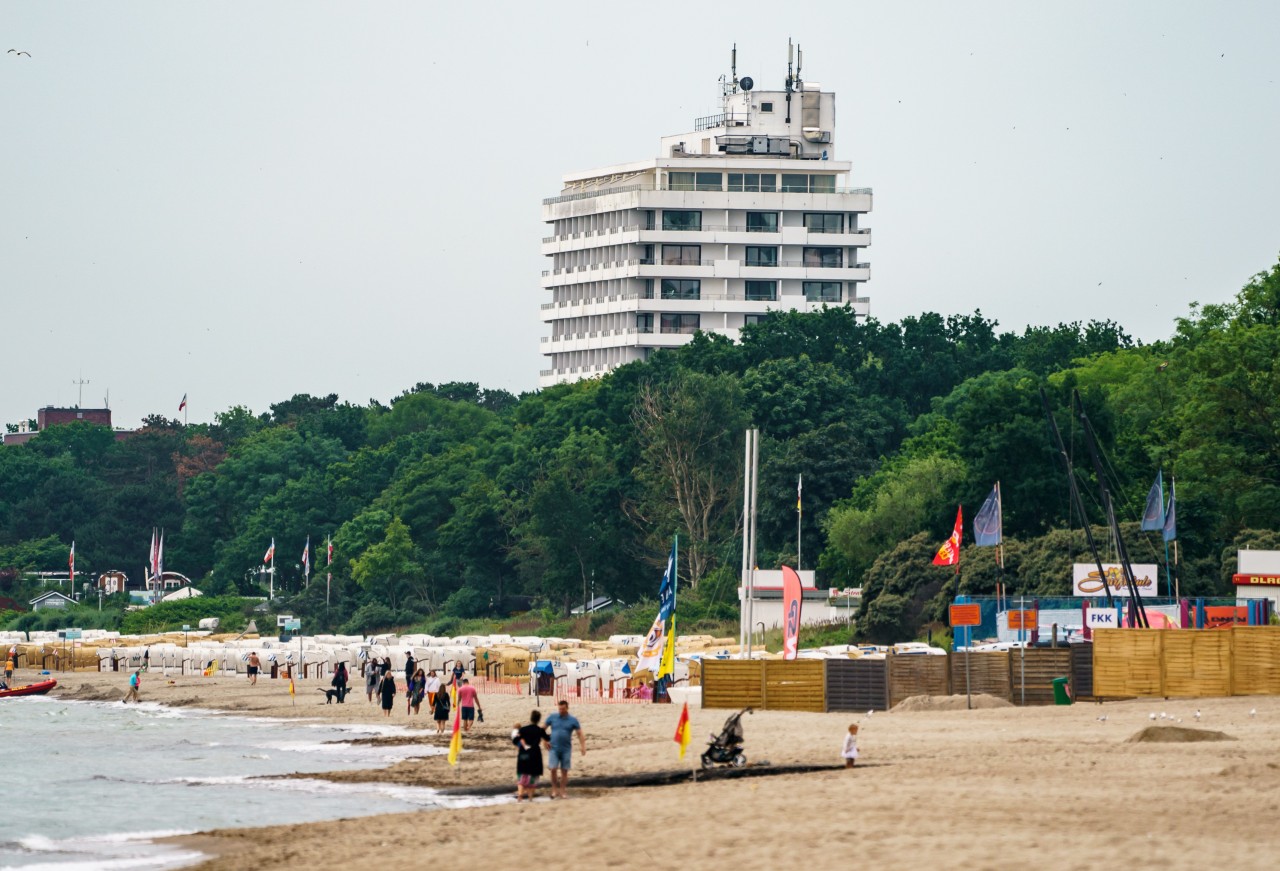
[731,43,738,90]
[796,44,803,89]
[785,39,794,123]
[72,373,90,408]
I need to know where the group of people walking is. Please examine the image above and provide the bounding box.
[361,655,481,731]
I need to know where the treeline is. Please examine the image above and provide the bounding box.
[3,255,1279,639]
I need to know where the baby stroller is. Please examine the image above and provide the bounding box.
[701,707,752,769]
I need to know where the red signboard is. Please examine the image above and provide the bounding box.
[1006,610,1038,630]
[949,604,981,627]
[1232,574,1280,586]
[1191,606,1249,628]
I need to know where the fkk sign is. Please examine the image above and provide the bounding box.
[1086,610,1119,629]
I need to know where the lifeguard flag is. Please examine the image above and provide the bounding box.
[447,707,462,765]
[781,565,803,660]
[674,702,692,759]
[203,659,218,677]
[932,507,963,566]
[288,673,296,696]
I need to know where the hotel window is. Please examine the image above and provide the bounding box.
[661,278,701,300]
[744,313,771,326]
[636,313,654,333]
[760,102,773,113]
[728,173,776,192]
[662,244,701,266]
[804,213,844,234]
[804,281,843,302]
[782,174,837,193]
[669,171,695,191]
[744,280,777,301]
[695,172,723,191]
[639,278,654,299]
[662,210,702,231]
[745,246,777,267]
[746,211,778,233]
[660,313,701,334]
[803,247,843,268]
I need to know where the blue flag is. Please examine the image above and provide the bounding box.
[1140,471,1165,531]
[1163,482,1177,542]
[657,540,676,622]
[973,485,1001,546]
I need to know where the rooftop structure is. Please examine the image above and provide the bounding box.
[540,43,872,386]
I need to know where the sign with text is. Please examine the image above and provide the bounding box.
[284,619,301,631]
[1086,609,1120,629]
[63,628,82,640]
[1232,574,1280,586]
[1192,606,1248,628]
[1006,610,1038,631]
[1073,564,1159,598]
[949,604,982,627]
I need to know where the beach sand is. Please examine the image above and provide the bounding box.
[52,671,1280,870]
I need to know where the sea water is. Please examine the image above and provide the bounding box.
[0,696,494,869]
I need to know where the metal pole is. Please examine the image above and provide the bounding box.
[796,474,802,571]
[747,429,759,659]
[964,643,971,710]
[741,429,752,654]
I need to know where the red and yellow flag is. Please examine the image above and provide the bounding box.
[674,702,692,759]
[447,706,463,765]
[932,506,963,567]
[203,659,218,677]
[288,673,296,696]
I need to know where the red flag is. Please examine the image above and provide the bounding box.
[673,702,691,759]
[781,565,803,660]
[178,393,187,412]
[932,507,963,567]
[68,541,75,578]
[263,538,275,564]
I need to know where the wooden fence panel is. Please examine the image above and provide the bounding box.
[1093,629,1163,697]
[1163,630,1233,697]
[1009,648,1074,705]
[1070,643,1095,699]
[949,651,1012,702]
[888,654,949,708]
[826,658,889,712]
[763,660,827,712]
[702,660,764,709]
[1230,627,1280,695]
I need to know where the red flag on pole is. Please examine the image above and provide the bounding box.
[932,507,963,567]
[781,565,803,660]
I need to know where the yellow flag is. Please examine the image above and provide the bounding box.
[289,674,296,696]
[658,616,676,680]
[447,709,462,765]
[203,659,218,677]
[674,702,691,759]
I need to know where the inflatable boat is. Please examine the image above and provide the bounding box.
[0,678,57,698]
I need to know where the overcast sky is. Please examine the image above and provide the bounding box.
[3,2,1278,429]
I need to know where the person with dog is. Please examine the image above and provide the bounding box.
[513,709,550,801]
[378,669,397,717]
[544,699,585,799]
[331,661,349,703]
[246,652,261,686]
[455,677,482,732]
[432,681,451,734]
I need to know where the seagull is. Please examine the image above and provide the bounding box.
[866,709,874,717]
[1160,712,1168,719]
[1149,712,1157,720]
[8,49,31,57]
[1194,709,1201,720]
[1249,708,1257,718]
[1096,715,1108,723]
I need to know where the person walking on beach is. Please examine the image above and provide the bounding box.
[513,710,550,801]
[408,667,426,715]
[456,678,482,732]
[332,661,349,703]
[404,652,416,686]
[122,668,142,703]
[432,682,452,734]
[451,660,465,686]
[842,723,860,768]
[378,669,398,718]
[246,652,261,686]
[425,670,441,709]
[544,699,585,799]
[365,662,380,703]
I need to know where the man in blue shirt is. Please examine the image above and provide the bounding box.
[544,699,586,799]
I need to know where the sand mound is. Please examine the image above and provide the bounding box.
[1126,725,1235,744]
[892,693,1014,712]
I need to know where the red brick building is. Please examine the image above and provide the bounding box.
[3,407,134,446]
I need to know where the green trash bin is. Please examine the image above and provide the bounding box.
[1052,676,1073,705]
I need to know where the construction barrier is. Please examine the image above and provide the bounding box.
[1092,627,1280,698]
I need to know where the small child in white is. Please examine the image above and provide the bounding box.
[842,723,859,768]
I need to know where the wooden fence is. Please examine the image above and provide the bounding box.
[701,660,825,712]
[1092,627,1280,698]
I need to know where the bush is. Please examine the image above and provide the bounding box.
[440,586,491,619]
[118,596,251,635]
[340,602,399,636]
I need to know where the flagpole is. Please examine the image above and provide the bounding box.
[996,481,1005,609]
[796,473,802,572]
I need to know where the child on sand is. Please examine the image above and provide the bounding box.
[842,723,859,768]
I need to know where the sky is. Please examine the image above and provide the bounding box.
[3,2,1278,429]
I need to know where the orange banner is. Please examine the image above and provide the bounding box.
[1006,610,1038,630]
[950,604,981,627]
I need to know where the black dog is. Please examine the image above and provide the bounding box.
[318,686,349,704]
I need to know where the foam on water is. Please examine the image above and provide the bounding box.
[0,697,494,869]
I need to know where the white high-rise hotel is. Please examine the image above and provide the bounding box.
[539,45,872,386]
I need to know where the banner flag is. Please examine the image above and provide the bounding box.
[932,507,963,567]
[1163,481,1177,542]
[674,702,692,759]
[447,707,463,765]
[637,540,678,674]
[973,486,1001,546]
[781,565,803,660]
[1140,471,1166,531]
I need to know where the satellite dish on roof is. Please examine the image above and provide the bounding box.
[740,76,754,92]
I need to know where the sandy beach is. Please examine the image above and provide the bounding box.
[49,670,1280,870]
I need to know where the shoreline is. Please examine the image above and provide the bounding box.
[43,671,1280,870]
